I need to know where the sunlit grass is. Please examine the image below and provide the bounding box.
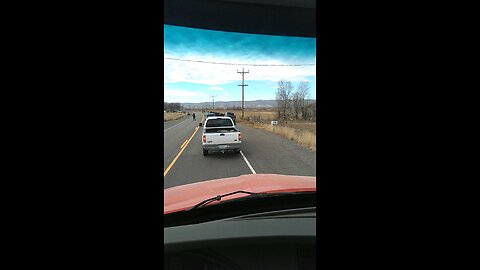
[244,121,316,152]
[207,109,316,151]
[164,112,185,122]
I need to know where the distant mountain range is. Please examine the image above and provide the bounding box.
[181,99,315,109]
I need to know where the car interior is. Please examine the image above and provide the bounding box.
[164,1,316,269]
[164,192,316,270]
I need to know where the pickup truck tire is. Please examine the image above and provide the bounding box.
[203,149,209,156]
[234,149,241,154]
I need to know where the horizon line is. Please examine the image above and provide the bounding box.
[164,98,316,104]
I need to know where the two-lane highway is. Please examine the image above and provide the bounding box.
[164,113,316,189]
[164,113,200,171]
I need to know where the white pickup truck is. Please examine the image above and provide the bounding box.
[201,116,241,156]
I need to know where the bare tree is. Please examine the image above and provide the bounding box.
[295,81,311,120]
[303,100,316,121]
[290,81,311,120]
[275,80,293,122]
[164,102,181,112]
[291,91,300,120]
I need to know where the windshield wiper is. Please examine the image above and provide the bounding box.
[187,190,264,211]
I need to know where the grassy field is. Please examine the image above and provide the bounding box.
[284,122,316,135]
[214,109,277,122]
[164,112,186,122]
[214,109,316,152]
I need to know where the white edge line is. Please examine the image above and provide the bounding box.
[240,150,256,174]
[164,118,188,132]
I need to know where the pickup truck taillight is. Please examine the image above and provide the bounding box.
[238,132,242,141]
[202,134,206,143]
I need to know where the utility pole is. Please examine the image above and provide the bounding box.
[209,94,217,110]
[237,68,249,119]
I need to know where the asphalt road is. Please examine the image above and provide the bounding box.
[164,112,316,189]
[163,114,195,171]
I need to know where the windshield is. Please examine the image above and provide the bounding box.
[164,24,316,208]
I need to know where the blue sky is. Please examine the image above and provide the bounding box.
[164,25,316,103]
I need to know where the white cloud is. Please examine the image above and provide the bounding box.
[164,89,210,103]
[164,53,316,85]
[209,86,224,91]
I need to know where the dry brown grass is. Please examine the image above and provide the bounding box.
[284,122,316,135]
[214,109,277,123]
[211,109,316,151]
[243,121,316,152]
[164,112,185,122]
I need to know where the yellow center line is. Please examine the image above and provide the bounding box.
[164,123,202,177]
[180,140,188,149]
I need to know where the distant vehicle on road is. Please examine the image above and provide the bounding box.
[202,116,241,156]
[207,111,223,116]
[199,112,216,127]
[225,112,236,123]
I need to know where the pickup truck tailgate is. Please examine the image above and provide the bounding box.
[204,131,239,144]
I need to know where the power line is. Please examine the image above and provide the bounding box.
[164,57,315,66]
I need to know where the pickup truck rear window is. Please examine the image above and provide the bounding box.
[205,119,234,127]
